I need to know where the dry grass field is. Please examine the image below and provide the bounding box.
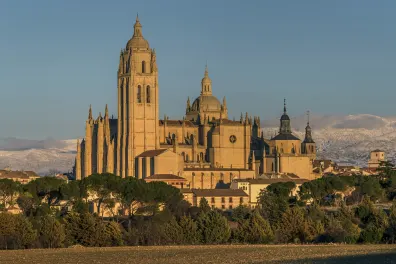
[1,244,396,264]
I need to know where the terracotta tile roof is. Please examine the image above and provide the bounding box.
[145,174,187,181]
[136,149,168,158]
[191,189,248,197]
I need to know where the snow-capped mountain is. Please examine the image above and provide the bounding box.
[0,114,395,175]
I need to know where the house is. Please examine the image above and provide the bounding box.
[181,188,248,210]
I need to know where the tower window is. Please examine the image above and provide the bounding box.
[137,85,142,103]
[142,61,146,73]
[146,86,151,103]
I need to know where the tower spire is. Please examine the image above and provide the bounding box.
[88,105,92,120]
[284,98,287,114]
[105,104,109,118]
[306,110,310,125]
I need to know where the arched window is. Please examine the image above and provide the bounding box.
[146,86,150,103]
[200,152,204,161]
[181,152,185,161]
[137,85,142,103]
[197,154,200,161]
[271,162,274,172]
[185,154,189,162]
[142,61,146,73]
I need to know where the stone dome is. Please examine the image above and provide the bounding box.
[126,36,149,50]
[192,95,221,111]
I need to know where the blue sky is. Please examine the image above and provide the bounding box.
[1,0,395,139]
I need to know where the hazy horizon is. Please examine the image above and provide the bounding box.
[1,0,395,139]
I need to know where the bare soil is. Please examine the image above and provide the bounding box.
[1,244,396,264]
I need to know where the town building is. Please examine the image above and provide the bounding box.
[368,149,386,169]
[182,189,249,210]
[0,169,40,184]
[230,175,309,208]
[74,16,318,187]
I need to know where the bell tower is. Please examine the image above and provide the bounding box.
[301,111,316,157]
[116,15,159,177]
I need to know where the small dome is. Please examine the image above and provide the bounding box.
[280,113,290,121]
[192,95,221,111]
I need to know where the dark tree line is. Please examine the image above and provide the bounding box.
[1,161,396,249]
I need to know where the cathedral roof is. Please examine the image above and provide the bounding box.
[136,149,168,157]
[159,119,196,127]
[272,133,300,141]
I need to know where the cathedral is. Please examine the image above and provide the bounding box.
[75,16,318,188]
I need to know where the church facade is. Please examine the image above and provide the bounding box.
[75,17,318,187]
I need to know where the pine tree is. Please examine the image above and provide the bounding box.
[197,210,231,244]
[178,215,200,244]
[38,215,65,248]
[199,197,211,213]
[234,210,273,244]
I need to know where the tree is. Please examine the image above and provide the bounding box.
[384,203,396,243]
[0,213,36,249]
[231,205,251,222]
[178,215,200,244]
[37,215,65,248]
[83,173,122,216]
[355,196,388,243]
[258,191,288,227]
[162,217,184,244]
[199,197,211,213]
[196,210,231,244]
[25,177,66,206]
[234,210,273,244]
[0,179,20,210]
[63,212,122,247]
[276,206,323,243]
[117,177,147,217]
[322,216,360,244]
[267,182,296,199]
[17,195,35,216]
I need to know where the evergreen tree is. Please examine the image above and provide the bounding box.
[234,210,274,244]
[37,215,65,248]
[178,215,200,244]
[197,210,231,244]
[162,217,184,244]
[0,213,36,249]
[199,197,211,213]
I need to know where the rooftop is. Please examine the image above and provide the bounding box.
[145,174,187,181]
[136,149,168,158]
[187,188,248,197]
